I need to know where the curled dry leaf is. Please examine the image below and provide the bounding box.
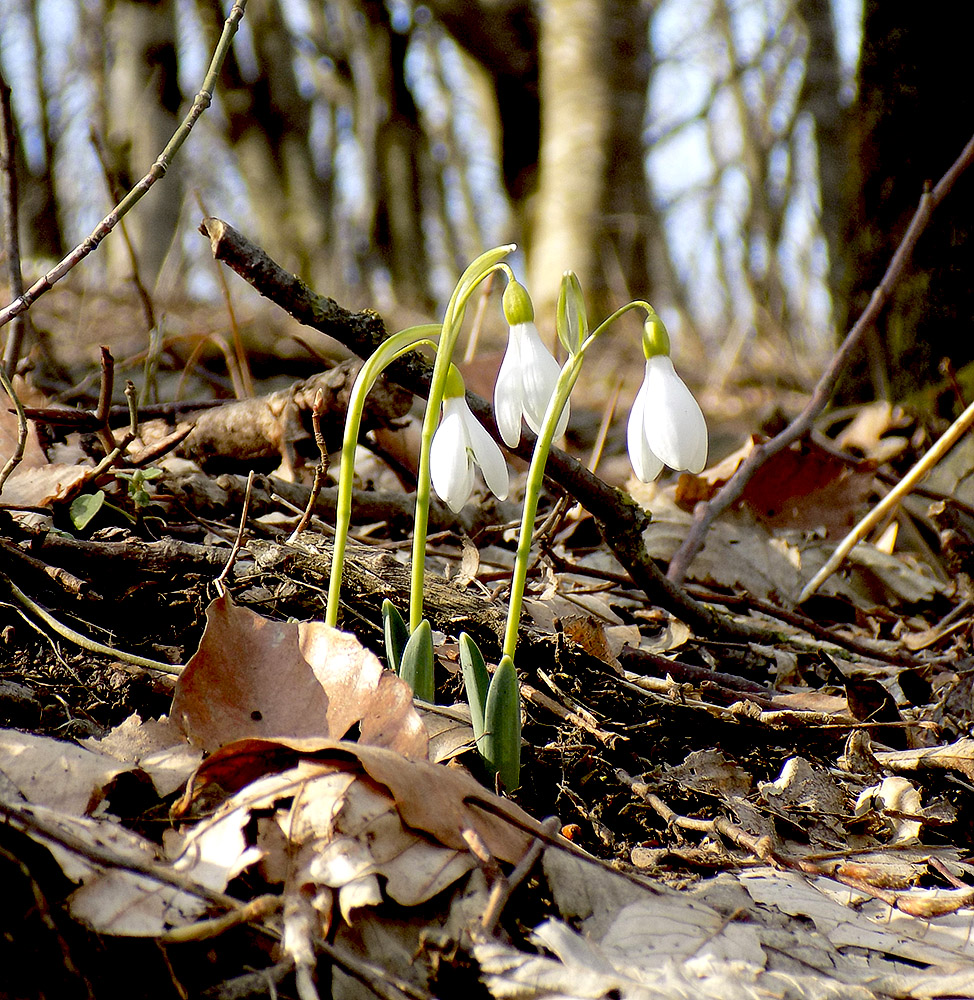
[167,736,544,978]
[171,593,427,758]
[174,736,540,864]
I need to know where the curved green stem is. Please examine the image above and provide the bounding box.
[409,245,515,630]
[501,299,655,659]
[502,352,585,658]
[325,325,440,627]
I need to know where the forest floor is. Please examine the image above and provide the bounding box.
[3,261,974,1000]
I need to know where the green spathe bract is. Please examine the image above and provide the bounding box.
[480,655,521,791]
[398,619,434,703]
[459,632,489,742]
[382,599,409,674]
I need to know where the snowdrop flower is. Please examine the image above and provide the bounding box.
[431,365,510,512]
[494,279,568,447]
[627,311,708,482]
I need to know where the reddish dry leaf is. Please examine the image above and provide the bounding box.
[174,736,540,865]
[171,594,427,758]
[676,435,875,536]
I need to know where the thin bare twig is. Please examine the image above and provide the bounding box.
[0,66,28,375]
[0,364,28,493]
[667,130,974,586]
[215,470,255,591]
[288,390,328,542]
[0,0,249,332]
[4,577,182,674]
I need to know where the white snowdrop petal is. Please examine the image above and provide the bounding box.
[644,356,708,473]
[627,372,664,483]
[494,337,524,447]
[430,406,474,512]
[464,407,510,501]
[516,323,562,432]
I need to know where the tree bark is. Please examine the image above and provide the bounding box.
[836,0,974,405]
[527,0,610,321]
[104,0,182,285]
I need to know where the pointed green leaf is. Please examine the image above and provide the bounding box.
[399,619,435,703]
[382,599,409,674]
[556,270,588,355]
[482,654,521,791]
[69,491,105,531]
[459,632,489,742]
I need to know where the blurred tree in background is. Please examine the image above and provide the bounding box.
[1,0,968,400]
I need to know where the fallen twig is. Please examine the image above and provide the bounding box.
[799,394,974,601]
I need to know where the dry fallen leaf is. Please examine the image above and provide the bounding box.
[0,729,135,815]
[171,593,427,758]
[0,378,89,508]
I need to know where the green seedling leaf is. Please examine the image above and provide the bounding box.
[69,491,105,531]
[482,654,521,791]
[459,632,489,742]
[399,619,435,704]
[382,599,410,674]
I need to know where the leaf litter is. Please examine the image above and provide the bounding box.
[4,306,974,999]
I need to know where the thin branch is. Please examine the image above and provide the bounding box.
[0,66,28,374]
[0,0,249,332]
[667,130,974,586]
[0,364,29,493]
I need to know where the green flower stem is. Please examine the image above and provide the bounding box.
[409,245,515,631]
[501,299,652,659]
[325,325,440,628]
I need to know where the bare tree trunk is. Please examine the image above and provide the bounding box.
[836,0,974,403]
[12,0,65,262]
[104,0,182,285]
[794,0,849,312]
[601,0,655,310]
[195,0,332,291]
[527,0,610,324]
[360,0,432,310]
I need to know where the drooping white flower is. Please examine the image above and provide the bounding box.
[494,279,568,447]
[627,312,708,483]
[431,370,510,513]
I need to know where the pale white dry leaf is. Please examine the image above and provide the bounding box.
[737,869,974,969]
[418,703,476,763]
[0,729,135,815]
[760,757,848,816]
[855,776,923,844]
[665,750,752,798]
[69,868,209,937]
[82,714,202,797]
[872,737,974,783]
